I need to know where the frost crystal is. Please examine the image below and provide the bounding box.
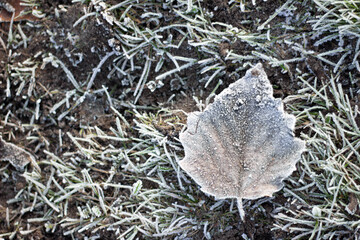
[179,63,305,204]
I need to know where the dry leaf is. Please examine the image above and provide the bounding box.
[0,0,38,22]
[179,63,305,209]
[345,193,358,215]
[0,136,38,171]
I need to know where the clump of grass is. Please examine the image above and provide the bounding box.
[1,10,47,129]
[2,108,242,239]
[309,0,360,72]
[311,0,360,42]
[80,0,276,102]
[273,72,360,239]
[85,0,199,103]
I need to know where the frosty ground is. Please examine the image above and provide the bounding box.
[0,0,359,239]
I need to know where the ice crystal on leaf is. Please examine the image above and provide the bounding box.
[179,63,305,213]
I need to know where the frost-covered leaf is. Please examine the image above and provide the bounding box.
[179,63,305,202]
[0,136,37,171]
